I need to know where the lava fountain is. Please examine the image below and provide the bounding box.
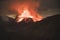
[16,8,43,22]
[9,0,43,22]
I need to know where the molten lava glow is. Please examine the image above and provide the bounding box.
[9,0,43,22]
[17,8,43,22]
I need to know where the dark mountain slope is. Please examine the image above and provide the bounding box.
[0,14,60,40]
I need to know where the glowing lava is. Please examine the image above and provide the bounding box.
[9,0,43,22]
[16,8,43,22]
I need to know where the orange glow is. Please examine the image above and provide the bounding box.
[9,0,43,22]
[16,8,43,22]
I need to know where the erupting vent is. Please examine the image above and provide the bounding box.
[9,0,43,22]
[16,8,43,22]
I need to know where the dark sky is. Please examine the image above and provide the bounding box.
[0,0,60,18]
[0,0,59,9]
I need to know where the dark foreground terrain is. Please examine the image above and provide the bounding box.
[0,14,60,40]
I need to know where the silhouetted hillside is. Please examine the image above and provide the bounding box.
[0,14,60,40]
[35,14,60,40]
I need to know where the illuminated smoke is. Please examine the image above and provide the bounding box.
[9,0,43,22]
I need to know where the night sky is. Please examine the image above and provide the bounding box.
[0,0,60,19]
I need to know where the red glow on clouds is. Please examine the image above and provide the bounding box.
[9,0,43,22]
